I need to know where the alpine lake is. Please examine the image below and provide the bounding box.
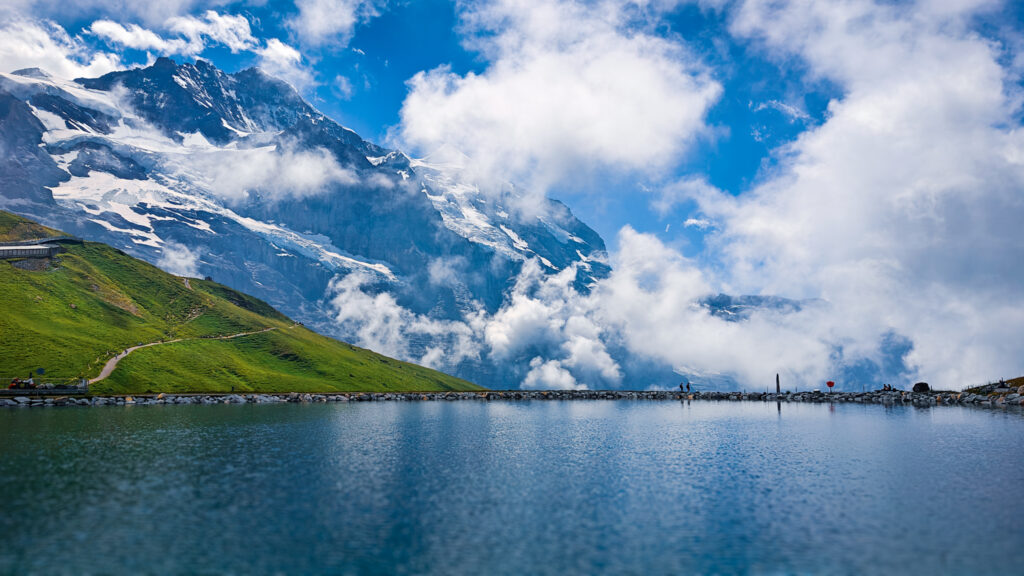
[1,398,1022,574]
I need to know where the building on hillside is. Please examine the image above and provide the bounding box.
[0,244,61,259]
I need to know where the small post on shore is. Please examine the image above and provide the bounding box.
[776,373,780,395]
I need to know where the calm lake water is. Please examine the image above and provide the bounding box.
[1,400,1022,575]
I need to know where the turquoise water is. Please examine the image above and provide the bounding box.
[1,401,1022,574]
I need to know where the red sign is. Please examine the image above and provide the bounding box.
[826,381,835,388]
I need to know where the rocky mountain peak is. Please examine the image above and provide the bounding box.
[11,67,52,79]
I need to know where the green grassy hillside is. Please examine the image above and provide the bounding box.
[0,211,481,394]
[0,211,63,242]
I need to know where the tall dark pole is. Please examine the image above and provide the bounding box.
[776,373,780,395]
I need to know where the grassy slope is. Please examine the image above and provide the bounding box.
[0,211,63,242]
[106,327,473,394]
[0,212,481,394]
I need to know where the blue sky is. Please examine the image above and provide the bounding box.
[2,0,1024,387]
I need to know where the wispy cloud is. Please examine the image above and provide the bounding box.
[184,140,361,203]
[287,0,383,48]
[0,18,121,77]
[88,20,194,54]
[157,240,200,276]
[256,38,316,92]
[165,10,257,53]
[752,99,811,122]
[89,11,257,56]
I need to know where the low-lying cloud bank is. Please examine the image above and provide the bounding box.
[325,228,911,391]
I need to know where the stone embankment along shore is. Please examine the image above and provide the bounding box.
[3,388,1024,409]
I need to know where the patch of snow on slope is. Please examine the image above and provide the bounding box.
[50,151,79,171]
[29,106,68,132]
[229,214,396,279]
[499,224,530,251]
[87,217,162,247]
[408,157,526,260]
[539,218,585,245]
[48,170,393,279]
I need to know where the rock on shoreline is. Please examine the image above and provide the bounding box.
[2,389,1023,409]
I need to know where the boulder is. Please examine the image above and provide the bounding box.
[912,382,930,393]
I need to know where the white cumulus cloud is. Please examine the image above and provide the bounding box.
[523,357,585,390]
[684,0,1024,386]
[398,0,721,201]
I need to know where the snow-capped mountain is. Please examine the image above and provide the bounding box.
[0,58,610,386]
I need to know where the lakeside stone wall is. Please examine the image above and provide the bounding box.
[3,388,1023,409]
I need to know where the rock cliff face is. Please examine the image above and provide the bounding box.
[0,59,610,386]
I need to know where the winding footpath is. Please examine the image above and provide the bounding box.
[89,327,277,384]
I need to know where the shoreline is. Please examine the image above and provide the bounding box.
[2,389,1023,409]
